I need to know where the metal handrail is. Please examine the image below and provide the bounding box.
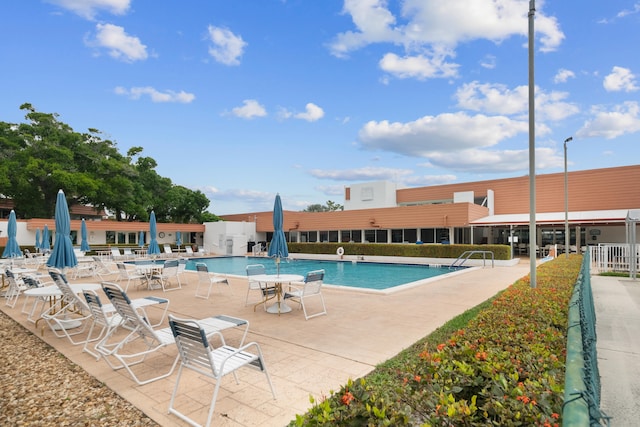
[450,250,494,268]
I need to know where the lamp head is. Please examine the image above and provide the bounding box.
[564,136,573,143]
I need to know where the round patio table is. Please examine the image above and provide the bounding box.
[250,274,304,315]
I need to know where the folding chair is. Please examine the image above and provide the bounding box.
[284,269,327,320]
[97,282,249,385]
[195,263,228,299]
[168,315,276,427]
[4,269,26,308]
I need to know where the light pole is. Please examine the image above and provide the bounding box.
[564,136,573,258]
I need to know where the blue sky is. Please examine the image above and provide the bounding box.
[1,1,639,215]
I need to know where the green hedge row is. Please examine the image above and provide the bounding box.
[289,255,581,426]
[287,242,512,260]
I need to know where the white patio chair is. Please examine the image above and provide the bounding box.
[96,282,249,385]
[21,274,54,321]
[245,264,271,309]
[151,259,181,292]
[163,244,176,258]
[110,247,123,260]
[184,246,194,256]
[167,315,276,427]
[92,256,117,279]
[116,262,145,292]
[81,289,170,359]
[284,269,327,320]
[3,269,26,308]
[46,269,169,346]
[195,263,229,299]
[122,248,134,260]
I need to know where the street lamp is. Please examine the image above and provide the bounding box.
[564,136,573,258]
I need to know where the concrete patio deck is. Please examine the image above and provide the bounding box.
[1,258,531,426]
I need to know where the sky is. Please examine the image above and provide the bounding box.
[1,1,639,215]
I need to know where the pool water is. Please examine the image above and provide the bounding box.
[185,257,464,290]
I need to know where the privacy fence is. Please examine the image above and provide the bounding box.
[562,248,610,426]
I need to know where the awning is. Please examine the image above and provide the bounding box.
[470,209,635,226]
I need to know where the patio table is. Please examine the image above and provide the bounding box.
[250,274,304,315]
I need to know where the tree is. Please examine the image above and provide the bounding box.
[0,104,217,222]
[303,200,344,212]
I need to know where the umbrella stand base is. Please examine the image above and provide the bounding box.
[52,319,83,330]
[266,302,292,314]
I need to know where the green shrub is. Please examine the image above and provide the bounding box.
[289,255,581,426]
[287,243,512,260]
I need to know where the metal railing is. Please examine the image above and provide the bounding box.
[449,250,494,268]
[562,248,610,426]
[590,243,640,276]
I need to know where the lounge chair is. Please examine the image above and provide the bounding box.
[96,282,249,385]
[110,247,123,260]
[92,256,117,279]
[122,248,134,260]
[284,269,327,320]
[184,246,194,256]
[163,244,176,258]
[45,269,169,346]
[195,263,229,299]
[3,270,26,308]
[21,274,54,321]
[167,315,276,427]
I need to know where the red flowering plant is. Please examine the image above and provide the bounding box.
[290,256,581,426]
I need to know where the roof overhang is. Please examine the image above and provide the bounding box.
[470,209,635,226]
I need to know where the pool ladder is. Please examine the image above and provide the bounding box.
[450,250,495,269]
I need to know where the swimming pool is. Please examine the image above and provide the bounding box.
[185,257,467,291]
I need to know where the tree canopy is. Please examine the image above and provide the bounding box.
[0,103,216,223]
[303,200,344,212]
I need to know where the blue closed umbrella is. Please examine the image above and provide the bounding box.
[268,194,288,275]
[175,231,182,250]
[47,189,78,269]
[139,231,145,248]
[80,218,90,252]
[42,225,50,253]
[35,228,41,252]
[2,210,22,258]
[147,211,161,256]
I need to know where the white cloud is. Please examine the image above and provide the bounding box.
[309,167,414,181]
[603,66,639,92]
[207,25,246,66]
[295,103,325,122]
[577,101,640,139]
[329,0,565,77]
[425,147,562,173]
[358,112,529,157]
[379,51,459,80]
[480,55,496,70]
[230,99,267,119]
[454,81,579,121]
[114,86,195,103]
[553,68,575,83]
[88,23,148,62]
[46,0,130,20]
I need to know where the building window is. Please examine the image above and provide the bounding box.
[117,232,126,244]
[106,231,116,244]
[391,229,403,243]
[328,230,338,242]
[420,228,435,243]
[404,228,417,243]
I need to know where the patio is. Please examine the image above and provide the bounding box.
[1,260,530,426]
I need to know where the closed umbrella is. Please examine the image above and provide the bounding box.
[46,189,78,270]
[138,231,145,248]
[268,194,289,275]
[42,225,50,253]
[2,210,22,258]
[147,211,161,256]
[175,231,182,251]
[35,228,41,253]
[80,218,90,252]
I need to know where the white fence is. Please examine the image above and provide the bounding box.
[590,243,640,274]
